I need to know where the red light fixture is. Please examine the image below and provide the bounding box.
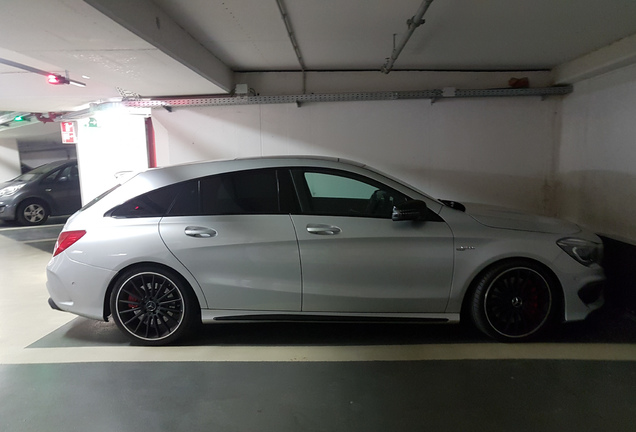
[53,230,87,256]
[47,74,69,85]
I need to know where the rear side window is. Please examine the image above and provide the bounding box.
[203,169,279,214]
[168,169,283,216]
[108,184,182,218]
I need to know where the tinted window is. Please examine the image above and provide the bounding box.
[293,169,409,218]
[42,169,61,184]
[205,169,279,215]
[109,183,182,218]
[168,180,200,216]
[168,169,282,216]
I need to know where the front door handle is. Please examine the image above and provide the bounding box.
[185,226,217,238]
[306,224,342,235]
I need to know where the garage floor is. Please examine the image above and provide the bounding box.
[1,221,636,431]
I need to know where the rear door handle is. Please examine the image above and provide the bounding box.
[306,224,342,235]
[185,226,217,238]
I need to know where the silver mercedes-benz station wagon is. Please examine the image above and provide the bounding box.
[46,156,605,345]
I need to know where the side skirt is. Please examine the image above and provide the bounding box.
[200,310,460,324]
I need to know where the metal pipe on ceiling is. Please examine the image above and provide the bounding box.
[381,0,435,74]
[110,85,572,111]
[0,57,86,87]
[275,0,307,93]
[56,84,572,120]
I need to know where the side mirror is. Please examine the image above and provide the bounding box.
[392,200,428,221]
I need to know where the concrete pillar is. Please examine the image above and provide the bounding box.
[0,138,21,182]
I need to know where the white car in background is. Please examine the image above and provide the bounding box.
[46,156,605,345]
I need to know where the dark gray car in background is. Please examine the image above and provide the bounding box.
[0,159,81,226]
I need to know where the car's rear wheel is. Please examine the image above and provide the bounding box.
[470,260,559,341]
[17,199,49,225]
[110,266,197,345]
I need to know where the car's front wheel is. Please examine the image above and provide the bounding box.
[470,260,560,341]
[16,199,49,225]
[110,266,198,345]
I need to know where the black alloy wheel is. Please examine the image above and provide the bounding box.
[17,199,49,225]
[471,260,558,341]
[110,267,196,345]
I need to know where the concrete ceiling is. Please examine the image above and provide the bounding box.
[1,0,636,114]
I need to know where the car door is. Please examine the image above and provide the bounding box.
[290,168,454,313]
[159,168,302,311]
[40,163,81,215]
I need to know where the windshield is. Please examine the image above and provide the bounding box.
[13,161,67,182]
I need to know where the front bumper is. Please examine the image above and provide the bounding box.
[553,251,606,321]
[0,202,16,221]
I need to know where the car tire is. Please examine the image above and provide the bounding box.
[16,199,49,226]
[110,266,198,346]
[470,260,560,342]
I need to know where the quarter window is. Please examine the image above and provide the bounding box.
[109,183,183,218]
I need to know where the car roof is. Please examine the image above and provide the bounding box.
[34,159,76,170]
[160,155,366,170]
[140,156,369,185]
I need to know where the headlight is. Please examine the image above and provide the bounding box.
[557,238,603,266]
[0,184,25,197]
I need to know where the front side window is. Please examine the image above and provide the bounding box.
[42,169,61,184]
[56,164,79,183]
[293,169,409,218]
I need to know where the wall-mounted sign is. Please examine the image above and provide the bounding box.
[61,121,78,144]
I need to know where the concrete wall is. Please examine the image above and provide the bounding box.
[152,96,559,215]
[18,145,76,170]
[557,63,636,242]
[0,138,21,182]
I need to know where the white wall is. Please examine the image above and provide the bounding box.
[152,96,559,214]
[557,63,636,242]
[75,110,150,203]
[0,138,20,182]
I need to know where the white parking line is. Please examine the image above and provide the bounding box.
[22,238,59,244]
[0,224,64,232]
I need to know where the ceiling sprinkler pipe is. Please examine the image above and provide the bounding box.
[275,0,307,93]
[381,0,434,74]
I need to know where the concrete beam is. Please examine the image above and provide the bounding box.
[84,0,233,92]
[553,32,636,84]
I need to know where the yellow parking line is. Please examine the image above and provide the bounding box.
[2,343,636,365]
